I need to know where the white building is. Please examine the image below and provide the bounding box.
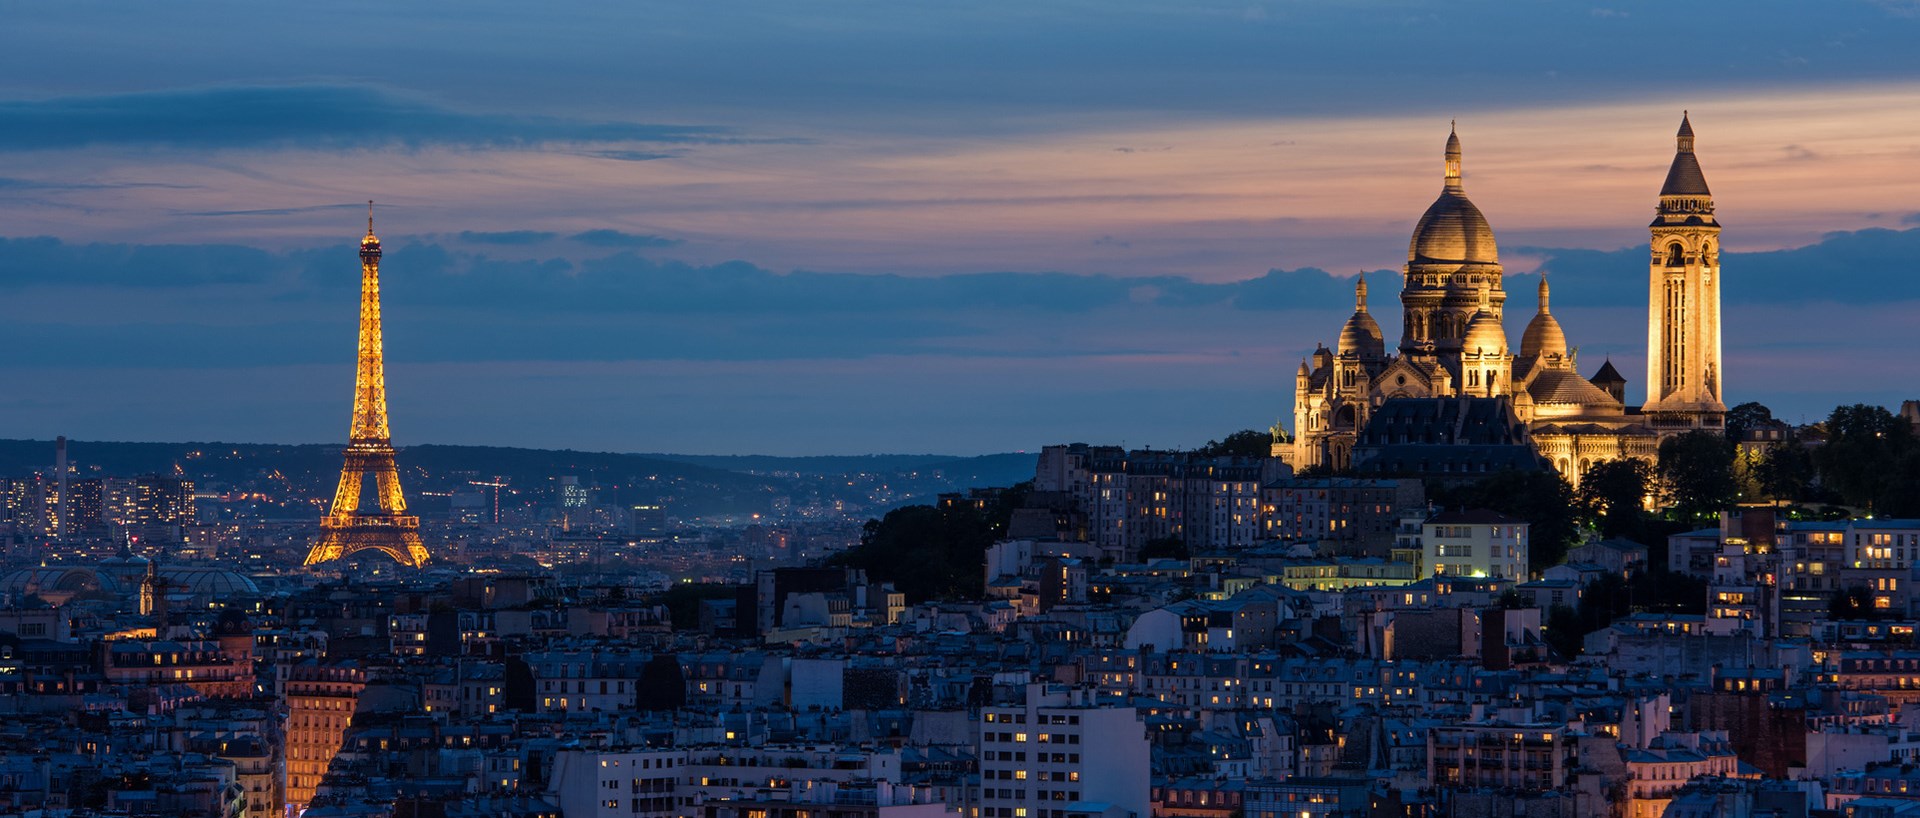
[975,684,1150,818]
[1423,510,1528,579]
[548,748,688,818]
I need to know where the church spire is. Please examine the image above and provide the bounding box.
[1659,112,1711,199]
[1355,275,1368,311]
[1537,275,1550,313]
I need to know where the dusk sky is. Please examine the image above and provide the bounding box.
[3,1,1918,455]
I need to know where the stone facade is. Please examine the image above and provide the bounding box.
[1286,118,1728,485]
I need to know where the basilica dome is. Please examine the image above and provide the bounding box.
[1409,127,1499,266]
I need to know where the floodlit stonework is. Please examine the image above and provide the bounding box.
[1286,117,1725,485]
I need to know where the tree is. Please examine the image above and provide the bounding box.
[1657,431,1737,521]
[1815,404,1920,515]
[1757,443,1817,503]
[1829,585,1885,622]
[1722,402,1775,445]
[654,583,737,632]
[1542,569,1705,658]
[1197,429,1274,458]
[635,654,687,711]
[1545,605,1585,659]
[1429,470,1579,573]
[1138,537,1189,561]
[1578,459,1652,539]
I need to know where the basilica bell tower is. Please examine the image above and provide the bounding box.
[1642,113,1726,434]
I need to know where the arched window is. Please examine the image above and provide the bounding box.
[1665,243,1685,266]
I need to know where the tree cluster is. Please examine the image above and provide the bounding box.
[828,482,1031,602]
[1543,569,1707,659]
[1195,429,1275,458]
[651,582,737,632]
[1656,430,1738,522]
[1428,470,1580,573]
[1813,404,1920,517]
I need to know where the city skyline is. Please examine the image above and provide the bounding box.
[3,2,1918,454]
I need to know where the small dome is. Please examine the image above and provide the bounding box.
[1336,276,1385,358]
[1526,368,1623,411]
[1410,125,1499,265]
[1463,306,1506,354]
[1519,277,1567,360]
[1338,313,1385,359]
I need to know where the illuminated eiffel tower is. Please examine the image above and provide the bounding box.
[304,203,430,568]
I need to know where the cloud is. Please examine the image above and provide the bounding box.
[6,225,1919,316]
[458,230,560,245]
[1515,227,1920,308]
[179,203,371,218]
[567,229,681,248]
[0,177,195,192]
[0,85,730,152]
[579,150,679,162]
[0,236,280,288]
[1229,267,1373,311]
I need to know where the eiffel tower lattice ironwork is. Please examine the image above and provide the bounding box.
[304,203,430,568]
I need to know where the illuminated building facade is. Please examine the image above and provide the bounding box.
[104,475,197,542]
[1642,113,1728,434]
[281,661,366,813]
[1287,117,1726,484]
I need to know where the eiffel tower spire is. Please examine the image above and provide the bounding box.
[305,203,429,568]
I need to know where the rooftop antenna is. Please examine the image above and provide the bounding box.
[367,200,375,234]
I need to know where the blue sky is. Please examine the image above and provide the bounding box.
[2,2,1918,454]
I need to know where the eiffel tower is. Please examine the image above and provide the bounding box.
[304,204,430,568]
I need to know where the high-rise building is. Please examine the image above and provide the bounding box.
[1643,113,1727,433]
[104,475,196,543]
[975,684,1150,818]
[629,504,666,541]
[64,478,105,536]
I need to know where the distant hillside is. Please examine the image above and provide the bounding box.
[643,452,1037,486]
[0,440,1036,518]
[0,439,790,517]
